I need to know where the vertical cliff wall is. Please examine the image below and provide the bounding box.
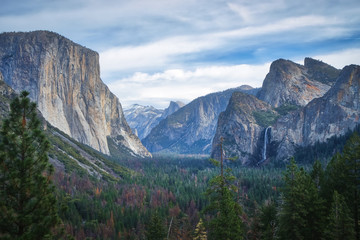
[271,64,360,160]
[0,31,151,158]
[257,58,339,107]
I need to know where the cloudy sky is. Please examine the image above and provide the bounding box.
[1,0,359,108]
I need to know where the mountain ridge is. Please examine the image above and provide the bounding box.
[271,64,360,160]
[212,60,359,164]
[124,101,184,140]
[256,58,340,107]
[143,85,260,154]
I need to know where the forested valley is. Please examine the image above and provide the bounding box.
[52,128,360,240]
[1,92,359,240]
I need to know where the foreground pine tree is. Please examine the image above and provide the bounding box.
[325,190,355,240]
[0,91,59,239]
[146,212,166,240]
[278,158,326,240]
[205,138,244,240]
[323,133,360,240]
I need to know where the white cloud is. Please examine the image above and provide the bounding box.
[2,0,360,110]
[99,13,346,76]
[108,63,270,109]
[100,35,219,73]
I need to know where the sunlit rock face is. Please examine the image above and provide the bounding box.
[124,101,184,140]
[211,92,275,164]
[0,31,151,158]
[271,64,360,160]
[257,58,340,107]
[143,86,259,154]
[210,58,359,164]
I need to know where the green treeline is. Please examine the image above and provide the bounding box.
[1,93,359,239]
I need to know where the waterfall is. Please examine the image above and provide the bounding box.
[262,127,270,161]
[258,127,270,166]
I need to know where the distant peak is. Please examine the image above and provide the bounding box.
[239,85,254,90]
[169,101,185,108]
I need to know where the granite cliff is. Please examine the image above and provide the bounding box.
[124,101,184,140]
[257,58,340,107]
[143,86,259,154]
[271,64,360,160]
[0,31,151,158]
[211,92,276,164]
[211,58,356,164]
[0,72,16,120]
[0,79,131,180]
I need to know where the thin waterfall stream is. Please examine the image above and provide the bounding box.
[258,127,270,165]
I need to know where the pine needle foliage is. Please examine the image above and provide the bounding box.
[204,138,244,240]
[193,218,207,240]
[0,91,59,240]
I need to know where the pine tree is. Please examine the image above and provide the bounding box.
[325,191,355,240]
[204,137,243,240]
[342,133,360,239]
[259,200,277,240]
[323,133,360,239]
[0,91,59,239]
[278,158,325,240]
[193,218,207,240]
[278,159,306,240]
[146,212,165,240]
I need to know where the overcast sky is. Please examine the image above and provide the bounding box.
[1,0,359,108]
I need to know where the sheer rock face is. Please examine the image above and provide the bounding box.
[124,104,163,140]
[257,58,340,107]
[210,58,356,164]
[143,86,259,154]
[211,92,275,164]
[0,31,151,157]
[0,72,16,120]
[0,72,14,98]
[161,101,185,119]
[124,101,184,140]
[272,65,360,160]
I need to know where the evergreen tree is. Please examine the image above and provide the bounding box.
[323,133,360,239]
[0,91,59,239]
[146,212,165,240]
[342,133,360,239]
[325,191,355,240]
[278,158,325,240]
[278,159,306,240]
[310,160,324,190]
[204,137,243,240]
[193,218,207,240]
[259,200,277,240]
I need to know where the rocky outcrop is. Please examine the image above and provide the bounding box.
[271,64,360,160]
[124,104,164,140]
[257,58,340,107]
[0,72,14,99]
[210,59,355,164]
[143,85,259,154]
[124,101,184,140]
[0,31,151,158]
[161,101,185,119]
[0,72,16,120]
[211,92,276,164]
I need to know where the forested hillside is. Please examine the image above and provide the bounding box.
[1,82,359,239]
[50,127,360,239]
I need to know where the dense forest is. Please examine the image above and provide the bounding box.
[1,93,360,240]
[53,131,360,240]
